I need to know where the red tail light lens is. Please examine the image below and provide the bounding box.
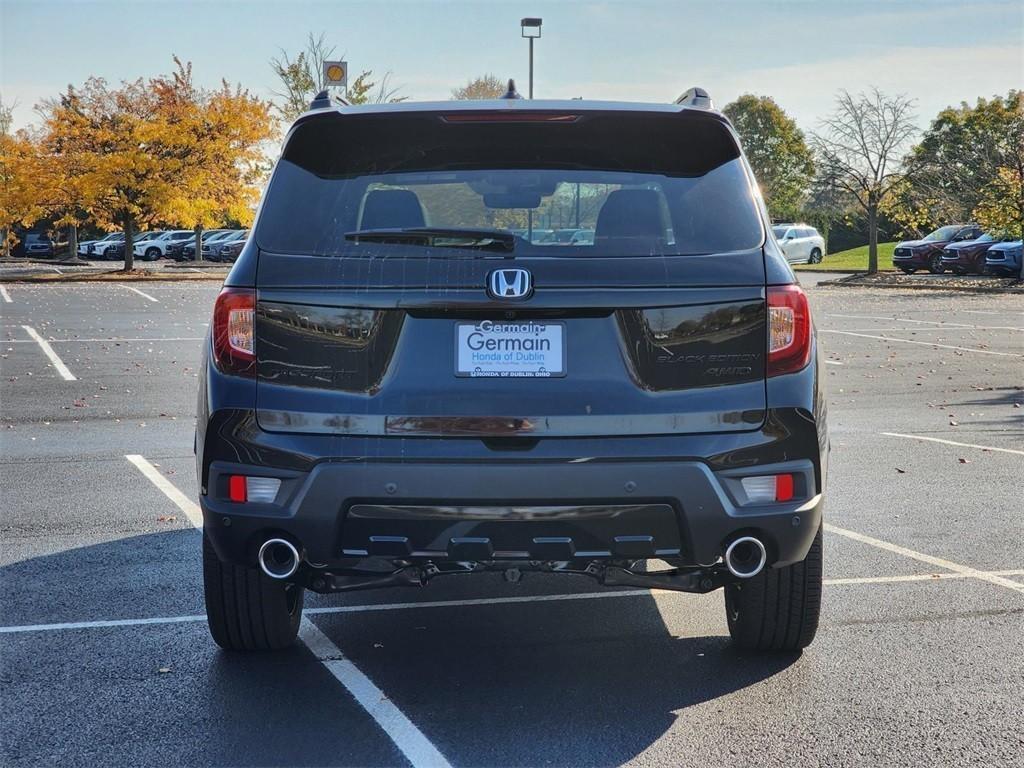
[228,475,247,502]
[774,473,794,502]
[212,288,255,376]
[767,284,811,377]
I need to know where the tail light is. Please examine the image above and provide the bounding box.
[741,474,795,503]
[212,287,255,376]
[767,284,811,377]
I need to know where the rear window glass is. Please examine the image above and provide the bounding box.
[255,110,764,257]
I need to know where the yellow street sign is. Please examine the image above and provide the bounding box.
[323,61,348,88]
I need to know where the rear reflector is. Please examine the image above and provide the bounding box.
[741,474,795,503]
[767,284,811,377]
[774,473,794,502]
[228,475,247,502]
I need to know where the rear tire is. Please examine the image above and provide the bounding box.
[144,247,161,261]
[203,531,304,651]
[808,248,822,264]
[724,526,822,652]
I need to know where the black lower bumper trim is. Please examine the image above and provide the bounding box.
[301,560,738,595]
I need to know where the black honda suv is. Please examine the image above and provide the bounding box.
[197,87,828,653]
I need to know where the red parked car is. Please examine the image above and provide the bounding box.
[892,224,982,274]
[940,232,1004,275]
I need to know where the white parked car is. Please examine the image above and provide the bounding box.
[80,232,123,257]
[773,224,825,264]
[133,230,194,260]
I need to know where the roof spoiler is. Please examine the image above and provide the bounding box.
[310,89,351,110]
[674,87,713,110]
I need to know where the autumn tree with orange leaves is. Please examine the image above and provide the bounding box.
[1,94,63,257]
[41,58,273,270]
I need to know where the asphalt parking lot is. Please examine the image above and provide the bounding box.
[1,275,1022,767]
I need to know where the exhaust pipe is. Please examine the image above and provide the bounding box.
[258,538,301,580]
[724,536,767,579]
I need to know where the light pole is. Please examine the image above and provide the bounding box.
[520,17,542,99]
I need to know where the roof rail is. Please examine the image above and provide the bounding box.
[309,89,351,110]
[674,87,713,110]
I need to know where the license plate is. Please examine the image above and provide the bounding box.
[455,320,565,377]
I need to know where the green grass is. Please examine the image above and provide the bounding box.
[793,242,897,271]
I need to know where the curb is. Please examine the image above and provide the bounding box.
[0,270,228,283]
[818,275,1024,294]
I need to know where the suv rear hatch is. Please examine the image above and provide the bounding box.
[252,104,768,439]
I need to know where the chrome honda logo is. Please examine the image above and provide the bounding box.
[488,268,533,299]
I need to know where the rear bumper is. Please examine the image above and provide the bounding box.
[201,455,823,572]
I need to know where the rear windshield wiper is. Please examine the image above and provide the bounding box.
[344,227,515,253]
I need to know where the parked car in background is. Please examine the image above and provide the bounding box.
[984,240,1023,278]
[140,230,195,260]
[213,230,249,262]
[892,224,982,274]
[178,230,232,261]
[21,232,55,258]
[940,232,1004,275]
[772,224,825,264]
[570,229,595,245]
[78,232,119,257]
[197,230,242,260]
[106,231,165,260]
[88,232,125,258]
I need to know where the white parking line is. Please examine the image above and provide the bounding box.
[5,336,204,343]
[0,614,206,634]
[825,360,843,366]
[820,330,1022,357]
[124,454,452,768]
[824,523,1024,594]
[960,309,1024,317]
[125,455,204,527]
[0,285,11,303]
[21,325,77,380]
[300,620,453,768]
[881,432,1024,457]
[5,569,1024,635]
[123,285,159,303]
[828,313,1024,331]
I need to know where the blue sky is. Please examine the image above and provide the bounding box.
[2,0,1022,133]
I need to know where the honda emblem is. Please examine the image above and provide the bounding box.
[488,268,533,299]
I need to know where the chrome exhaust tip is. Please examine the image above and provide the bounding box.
[258,538,301,580]
[724,536,767,579]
